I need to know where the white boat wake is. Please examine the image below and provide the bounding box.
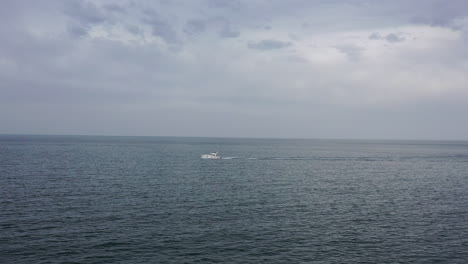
[201,155,319,161]
[221,157,238,160]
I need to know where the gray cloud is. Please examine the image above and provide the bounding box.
[142,11,179,44]
[208,0,242,11]
[369,32,381,40]
[64,0,106,25]
[412,16,453,28]
[183,16,240,38]
[248,39,292,50]
[410,0,468,29]
[219,25,240,38]
[102,4,126,14]
[67,24,88,37]
[335,45,364,61]
[369,32,405,43]
[126,25,143,36]
[385,33,405,43]
[184,19,206,35]
[62,0,110,37]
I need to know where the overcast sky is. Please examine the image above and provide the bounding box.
[1,0,468,139]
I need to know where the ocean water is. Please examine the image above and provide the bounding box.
[0,135,467,263]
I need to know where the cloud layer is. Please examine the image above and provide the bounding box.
[1,0,468,139]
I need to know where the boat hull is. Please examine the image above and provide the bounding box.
[201,153,221,159]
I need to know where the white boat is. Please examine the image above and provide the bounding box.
[201,152,221,159]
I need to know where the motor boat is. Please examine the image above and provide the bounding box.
[201,152,221,159]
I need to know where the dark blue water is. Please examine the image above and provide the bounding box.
[1,135,467,263]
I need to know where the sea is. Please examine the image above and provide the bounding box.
[0,135,467,263]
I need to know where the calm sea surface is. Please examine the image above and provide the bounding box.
[0,135,467,263]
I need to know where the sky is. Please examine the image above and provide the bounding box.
[1,0,468,140]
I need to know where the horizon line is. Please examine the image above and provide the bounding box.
[1,133,467,142]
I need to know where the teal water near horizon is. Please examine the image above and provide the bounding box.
[1,135,467,263]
